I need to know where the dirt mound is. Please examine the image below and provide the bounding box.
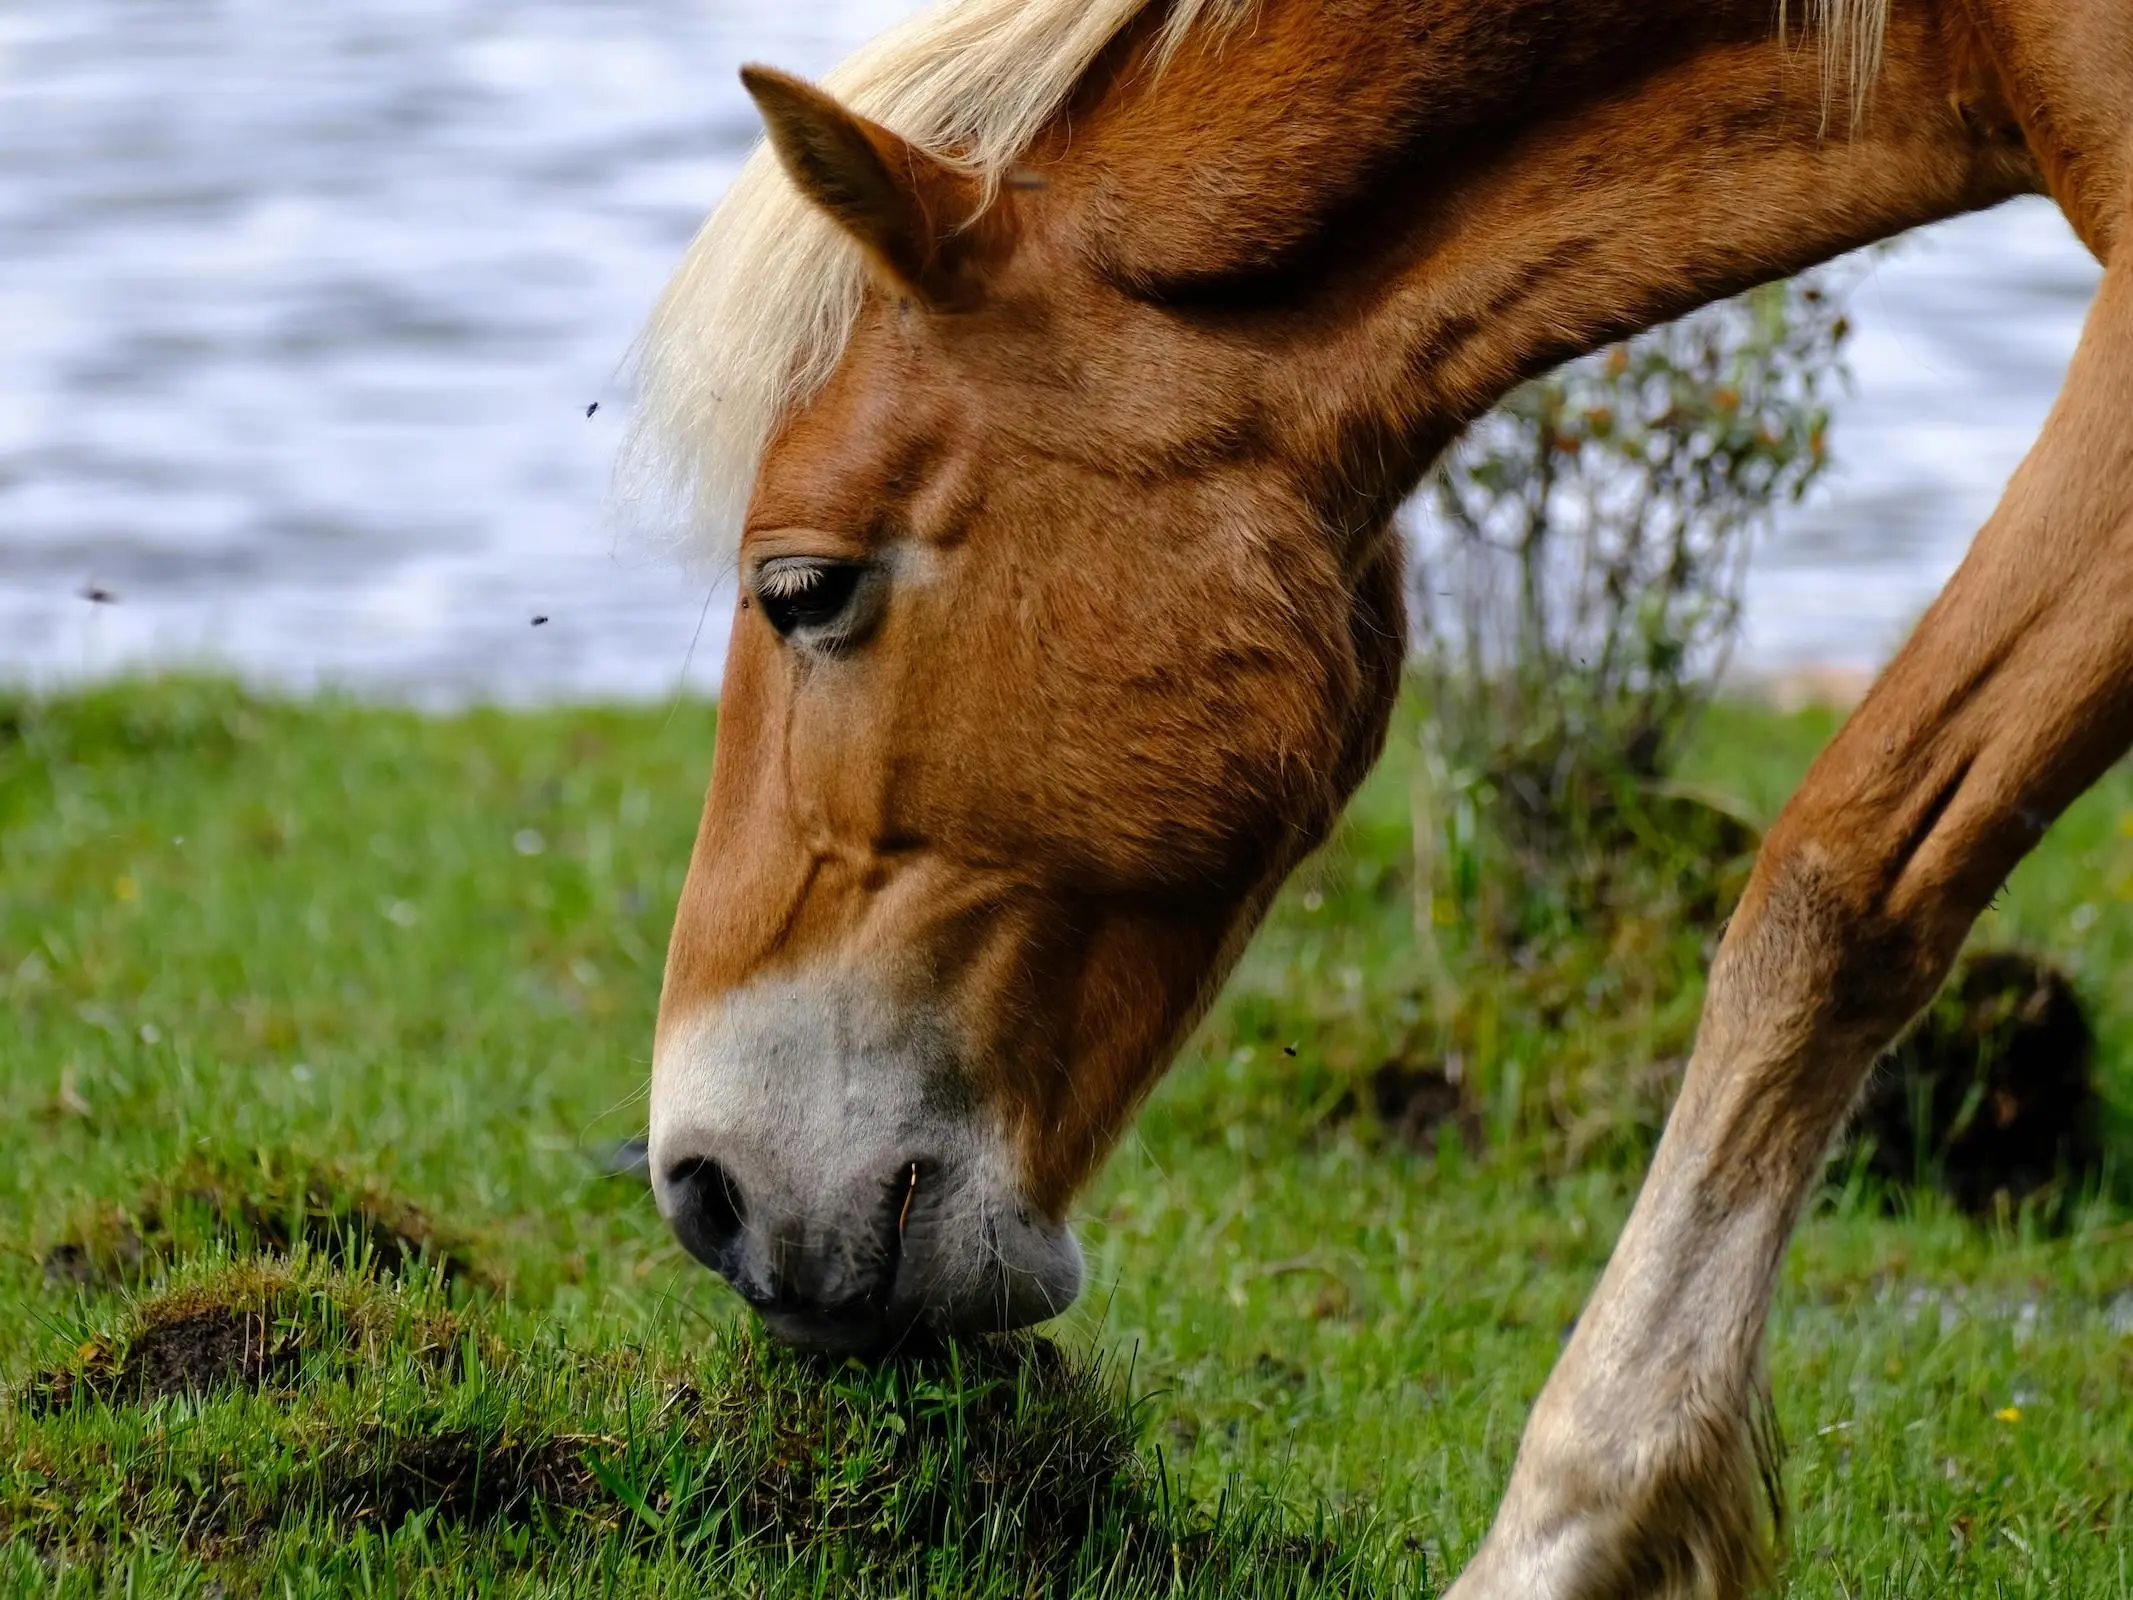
[16,1268,466,1418]
[4,1273,1367,1588]
[1332,1061,1483,1154]
[9,1306,1154,1578]
[40,1155,476,1292]
[22,1299,297,1415]
[1850,948,2102,1218]
[313,1427,599,1529]
[104,1304,302,1403]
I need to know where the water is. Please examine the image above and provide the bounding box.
[1742,203,2102,672]
[0,1,2103,704]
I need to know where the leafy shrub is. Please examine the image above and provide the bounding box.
[1399,275,1852,1156]
[1409,273,1850,954]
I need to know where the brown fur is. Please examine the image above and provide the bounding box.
[658,0,2133,1591]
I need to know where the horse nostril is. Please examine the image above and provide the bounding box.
[665,1156,747,1269]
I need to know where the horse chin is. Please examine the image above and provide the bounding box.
[902,1196,1086,1342]
[758,1215,1085,1358]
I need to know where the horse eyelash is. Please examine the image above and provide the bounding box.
[757,564,825,600]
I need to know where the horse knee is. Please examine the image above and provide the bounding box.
[1681,813,1972,1168]
[1778,845,1941,1009]
[1723,767,1987,1031]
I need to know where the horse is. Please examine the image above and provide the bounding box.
[628,0,2133,1592]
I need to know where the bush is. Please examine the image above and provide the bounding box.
[1409,273,1851,953]
[1397,275,1852,1158]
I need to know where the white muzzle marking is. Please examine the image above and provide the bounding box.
[649,972,1082,1350]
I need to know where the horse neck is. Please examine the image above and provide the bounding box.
[1049,0,2036,524]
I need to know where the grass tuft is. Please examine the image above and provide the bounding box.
[37,1150,480,1294]
[12,1262,470,1417]
[5,1258,1379,1594]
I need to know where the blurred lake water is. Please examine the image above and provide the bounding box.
[0,1,2104,704]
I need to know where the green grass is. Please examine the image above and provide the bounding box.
[2,679,2130,1595]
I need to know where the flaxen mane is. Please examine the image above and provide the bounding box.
[1784,0,1892,120]
[626,0,1892,564]
[623,0,1254,562]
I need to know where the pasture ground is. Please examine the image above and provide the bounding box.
[2,679,2130,1596]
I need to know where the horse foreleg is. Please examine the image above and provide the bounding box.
[1447,246,2133,1600]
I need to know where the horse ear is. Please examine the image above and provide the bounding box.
[740,65,983,305]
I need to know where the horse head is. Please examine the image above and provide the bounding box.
[645,58,1404,1351]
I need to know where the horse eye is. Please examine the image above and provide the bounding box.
[753,559,868,641]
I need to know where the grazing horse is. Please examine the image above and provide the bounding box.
[631,0,2132,1591]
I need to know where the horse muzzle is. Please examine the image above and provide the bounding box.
[649,975,1083,1354]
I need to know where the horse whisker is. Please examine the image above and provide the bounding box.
[897,1160,921,1237]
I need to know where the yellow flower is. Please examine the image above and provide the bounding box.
[1994,1406,2021,1424]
